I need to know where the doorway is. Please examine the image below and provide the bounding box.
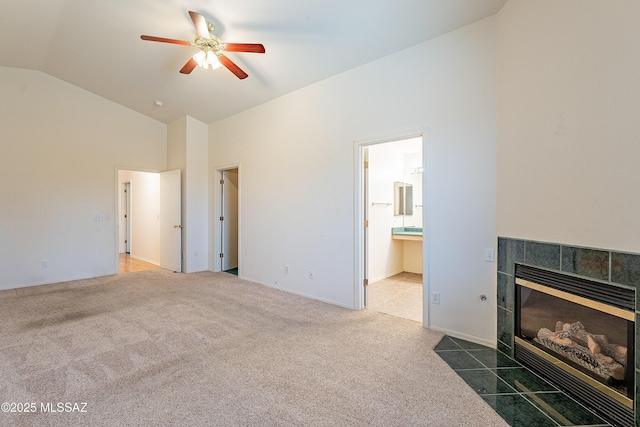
[118,179,159,274]
[116,168,182,274]
[218,167,239,275]
[355,134,426,323]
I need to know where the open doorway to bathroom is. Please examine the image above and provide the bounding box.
[361,136,424,322]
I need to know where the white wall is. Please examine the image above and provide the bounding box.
[168,116,209,273]
[0,67,166,289]
[209,17,497,344]
[497,0,640,252]
[184,117,209,272]
[402,151,423,228]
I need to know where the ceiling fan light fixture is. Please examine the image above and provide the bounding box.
[193,50,206,68]
[193,50,221,70]
[206,51,222,69]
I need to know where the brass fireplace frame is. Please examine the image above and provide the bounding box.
[516,277,634,409]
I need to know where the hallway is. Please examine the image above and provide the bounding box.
[118,254,160,274]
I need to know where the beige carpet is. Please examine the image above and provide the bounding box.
[0,270,507,426]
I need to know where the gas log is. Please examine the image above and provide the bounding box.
[554,321,628,366]
[536,327,625,381]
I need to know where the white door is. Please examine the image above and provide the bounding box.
[221,169,239,271]
[160,169,182,272]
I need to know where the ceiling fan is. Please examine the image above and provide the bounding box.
[141,11,265,80]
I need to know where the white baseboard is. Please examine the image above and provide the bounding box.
[250,278,356,310]
[369,269,404,284]
[427,325,496,349]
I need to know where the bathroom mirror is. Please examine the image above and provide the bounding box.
[394,182,413,216]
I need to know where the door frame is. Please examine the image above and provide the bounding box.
[213,163,241,274]
[353,128,429,324]
[123,182,131,254]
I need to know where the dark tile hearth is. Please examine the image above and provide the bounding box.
[435,336,611,427]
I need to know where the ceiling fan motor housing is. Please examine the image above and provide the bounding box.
[195,33,224,56]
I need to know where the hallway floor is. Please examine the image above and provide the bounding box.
[368,272,422,322]
[118,254,160,274]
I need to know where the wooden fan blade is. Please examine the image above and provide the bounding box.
[224,43,265,54]
[218,55,248,79]
[141,35,191,46]
[180,58,198,74]
[189,11,210,39]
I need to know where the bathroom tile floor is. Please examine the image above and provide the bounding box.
[434,336,613,427]
[367,272,422,322]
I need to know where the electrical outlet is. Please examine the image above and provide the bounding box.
[42,260,49,268]
[431,292,440,304]
[309,270,315,279]
[285,265,290,274]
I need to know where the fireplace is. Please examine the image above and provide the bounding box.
[515,264,635,426]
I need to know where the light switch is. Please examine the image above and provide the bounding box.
[484,248,495,262]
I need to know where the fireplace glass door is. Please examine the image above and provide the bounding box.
[515,265,634,410]
[518,285,633,396]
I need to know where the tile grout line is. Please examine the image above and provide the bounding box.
[518,392,569,427]
[463,347,522,396]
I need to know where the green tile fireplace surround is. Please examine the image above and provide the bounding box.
[497,237,640,426]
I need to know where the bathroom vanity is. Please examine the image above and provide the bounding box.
[391,227,423,273]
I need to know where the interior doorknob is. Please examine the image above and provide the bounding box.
[173,225,183,229]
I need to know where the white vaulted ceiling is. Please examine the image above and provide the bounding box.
[0,0,506,124]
